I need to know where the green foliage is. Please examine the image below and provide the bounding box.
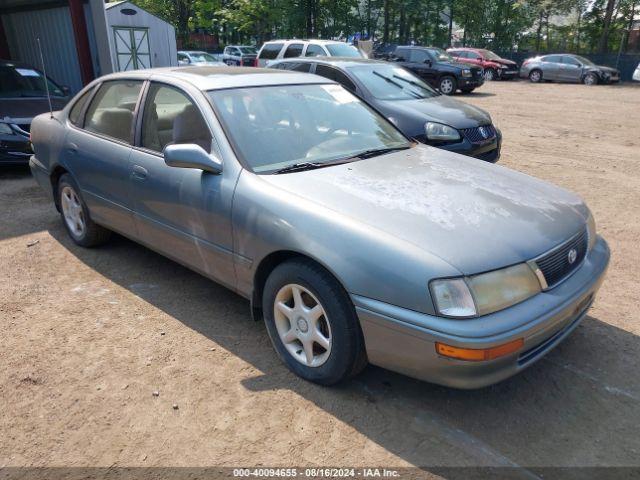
[125,0,639,53]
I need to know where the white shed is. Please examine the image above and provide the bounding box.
[105,0,177,72]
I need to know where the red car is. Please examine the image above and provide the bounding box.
[447,48,518,81]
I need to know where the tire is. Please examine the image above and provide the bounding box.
[57,174,111,247]
[529,69,543,83]
[262,259,367,385]
[461,87,475,94]
[583,72,598,86]
[438,75,457,95]
[484,68,497,81]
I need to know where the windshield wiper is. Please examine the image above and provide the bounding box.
[346,145,412,160]
[372,71,422,99]
[272,162,326,174]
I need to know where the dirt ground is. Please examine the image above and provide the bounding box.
[1,80,640,476]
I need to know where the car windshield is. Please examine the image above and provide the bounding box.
[208,84,410,174]
[348,64,439,101]
[191,53,217,63]
[0,65,65,98]
[325,43,363,58]
[427,48,454,62]
[480,49,501,60]
[572,55,595,66]
[238,47,257,54]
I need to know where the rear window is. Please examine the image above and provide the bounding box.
[259,43,283,60]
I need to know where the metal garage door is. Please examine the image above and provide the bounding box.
[113,27,151,71]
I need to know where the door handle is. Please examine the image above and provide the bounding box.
[131,164,148,180]
[66,142,78,155]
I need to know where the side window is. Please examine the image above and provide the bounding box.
[410,50,430,63]
[259,43,283,60]
[305,44,325,57]
[449,50,461,57]
[562,56,580,66]
[292,63,312,72]
[141,83,212,154]
[467,51,480,59]
[284,43,304,58]
[314,64,337,81]
[314,65,355,91]
[84,80,143,143]
[394,48,409,61]
[543,55,562,63]
[68,87,94,127]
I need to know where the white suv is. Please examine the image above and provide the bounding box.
[633,62,640,82]
[257,39,364,67]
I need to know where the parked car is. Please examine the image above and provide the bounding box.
[371,43,398,60]
[29,66,609,388]
[0,59,70,165]
[633,62,640,81]
[222,45,258,66]
[520,54,620,85]
[270,57,501,162]
[447,47,518,81]
[390,46,484,94]
[177,51,225,67]
[257,39,364,67]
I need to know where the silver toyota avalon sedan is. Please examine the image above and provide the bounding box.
[29,67,610,388]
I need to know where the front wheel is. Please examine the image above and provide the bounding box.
[484,68,497,81]
[262,259,366,385]
[583,72,598,85]
[439,75,457,95]
[57,174,111,247]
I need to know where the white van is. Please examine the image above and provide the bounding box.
[256,39,364,67]
[633,62,640,81]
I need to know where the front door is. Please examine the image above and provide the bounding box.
[113,27,151,71]
[129,82,237,285]
[560,56,583,82]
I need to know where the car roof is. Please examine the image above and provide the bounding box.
[94,66,334,91]
[263,39,344,45]
[274,57,387,68]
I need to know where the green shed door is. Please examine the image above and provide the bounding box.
[113,27,151,71]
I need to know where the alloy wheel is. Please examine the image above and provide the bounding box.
[273,283,332,367]
[440,78,454,94]
[60,185,85,238]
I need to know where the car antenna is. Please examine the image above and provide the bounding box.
[36,37,53,119]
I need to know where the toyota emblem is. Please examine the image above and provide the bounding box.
[567,248,578,264]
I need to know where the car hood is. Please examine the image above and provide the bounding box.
[262,145,587,275]
[494,58,517,67]
[0,97,68,122]
[594,65,619,74]
[379,95,491,129]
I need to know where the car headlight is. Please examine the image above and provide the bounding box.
[462,69,472,77]
[586,211,597,251]
[0,122,14,135]
[430,263,542,318]
[425,122,461,142]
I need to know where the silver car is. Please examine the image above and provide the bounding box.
[29,67,610,388]
[520,54,620,85]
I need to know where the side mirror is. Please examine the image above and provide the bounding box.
[163,143,222,174]
[424,59,432,66]
[61,85,71,96]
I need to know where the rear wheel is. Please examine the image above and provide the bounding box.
[439,75,457,95]
[262,259,367,385]
[57,174,111,247]
[529,69,542,83]
[583,72,598,85]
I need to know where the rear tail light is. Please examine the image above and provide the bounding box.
[253,58,258,67]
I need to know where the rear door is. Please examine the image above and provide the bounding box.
[128,81,237,284]
[541,55,562,80]
[63,79,143,235]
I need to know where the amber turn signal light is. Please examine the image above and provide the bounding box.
[436,338,524,361]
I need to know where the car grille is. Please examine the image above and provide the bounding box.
[534,228,588,288]
[461,124,496,143]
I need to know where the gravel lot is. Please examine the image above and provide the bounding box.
[1,80,639,476]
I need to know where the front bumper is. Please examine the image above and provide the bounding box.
[459,76,484,89]
[352,236,610,389]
